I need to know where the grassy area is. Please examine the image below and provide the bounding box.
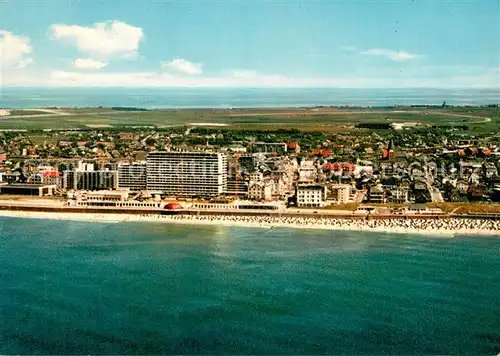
[7,110,52,116]
[0,107,498,131]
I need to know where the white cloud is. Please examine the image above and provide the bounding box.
[362,48,421,61]
[161,58,203,75]
[50,20,144,59]
[16,58,35,69]
[0,30,34,69]
[73,58,108,69]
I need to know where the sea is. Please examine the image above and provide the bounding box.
[1,217,499,354]
[0,87,499,108]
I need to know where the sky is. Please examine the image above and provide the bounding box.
[1,0,499,88]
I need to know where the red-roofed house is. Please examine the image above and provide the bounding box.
[342,163,356,174]
[480,148,492,157]
[312,148,332,157]
[465,147,478,156]
[287,141,301,154]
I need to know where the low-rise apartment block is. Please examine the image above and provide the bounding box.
[296,184,327,208]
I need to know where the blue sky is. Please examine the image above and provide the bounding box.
[1,0,499,87]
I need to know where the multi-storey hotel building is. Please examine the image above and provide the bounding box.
[117,162,147,192]
[63,170,118,190]
[147,151,228,197]
[296,184,327,208]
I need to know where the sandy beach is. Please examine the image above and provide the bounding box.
[0,210,499,236]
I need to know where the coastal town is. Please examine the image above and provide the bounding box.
[3,2,500,354]
[0,105,499,235]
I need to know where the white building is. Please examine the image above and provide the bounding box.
[369,185,385,203]
[251,142,287,155]
[146,151,228,197]
[390,187,409,204]
[330,184,352,204]
[296,184,327,208]
[76,161,95,172]
[248,181,273,201]
[249,172,264,183]
[81,190,129,202]
[118,162,147,192]
[354,165,373,178]
[73,199,164,209]
[298,160,317,183]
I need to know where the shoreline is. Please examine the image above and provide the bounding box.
[1,210,499,237]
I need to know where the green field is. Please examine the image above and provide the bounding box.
[0,107,498,132]
[7,110,54,116]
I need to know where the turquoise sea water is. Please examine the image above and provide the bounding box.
[1,217,500,354]
[1,88,499,108]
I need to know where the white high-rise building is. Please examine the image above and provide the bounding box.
[118,162,147,192]
[147,151,228,197]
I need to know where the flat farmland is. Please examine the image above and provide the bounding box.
[0,107,498,131]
